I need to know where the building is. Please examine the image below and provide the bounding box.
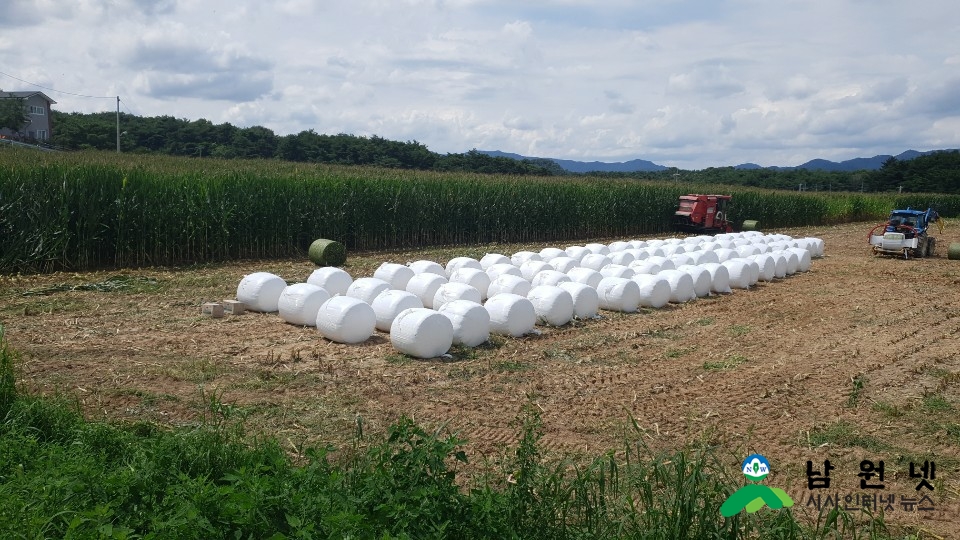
[0,91,56,141]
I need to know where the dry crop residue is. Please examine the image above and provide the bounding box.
[3,221,960,534]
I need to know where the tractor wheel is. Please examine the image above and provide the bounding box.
[927,237,936,257]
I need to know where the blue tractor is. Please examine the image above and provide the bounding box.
[868,207,944,259]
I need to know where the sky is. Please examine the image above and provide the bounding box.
[2,0,959,169]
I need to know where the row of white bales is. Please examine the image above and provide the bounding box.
[236,231,825,359]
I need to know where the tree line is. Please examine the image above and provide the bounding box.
[44,110,960,193]
[50,111,559,175]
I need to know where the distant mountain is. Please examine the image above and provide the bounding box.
[738,150,952,172]
[483,149,956,173]
[480,150,668,172]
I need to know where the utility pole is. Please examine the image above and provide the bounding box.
[116,96,120,153]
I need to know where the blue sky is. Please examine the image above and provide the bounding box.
[2,0,958,168]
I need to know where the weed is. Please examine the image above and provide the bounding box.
[495,360,531,372]
[728,324,751,337]
[846,374,866,407]
[871,401,904,418]
[704,354,748,371]
[922,393,953,412]
[696,316,715,326]
[665,346,697,359]
[808,421,890,452]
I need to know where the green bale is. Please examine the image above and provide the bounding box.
[309,239,347,267]
[948,242,960,261]
[742,220,760,232]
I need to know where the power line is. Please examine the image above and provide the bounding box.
[0,70,114,99]
[119,97,139,117]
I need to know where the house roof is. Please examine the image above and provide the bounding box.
[0,91,57,104]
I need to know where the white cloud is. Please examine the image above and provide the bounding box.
[0,0,956,168]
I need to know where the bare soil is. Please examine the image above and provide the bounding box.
[2,221,960,535]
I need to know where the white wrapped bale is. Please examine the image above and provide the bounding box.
[567,267,603,289]
[644,246,666,258]
[600,264,635,279]
[645,256,676,271]
[713,248,739,263]
[657,269,697,303]
[445,257,482,277]
[438,300,490,347]
[539,247,567,261]
[700,241,722,252]
[374,263,416,290]
[695,250,720,265]
[629,240,648,249]
[548,256,578,273]
[585,243,610,255]
[596,277,642,313]
[488,274,532,298]
[306,267,352,297]
[511,251,541,267]
[527,285,575,326]
[608,240,631,253]
[631,274,671,308]
[722,259,752,289]
[405,273,447,308]
[433,282,482,311]
[770,252,789,278]
[744,258,760,285]
[733,238,753,247]
[278,283,331,326]
[346,277,391,305]
[670,254,694,268]
[608,251,635,266]
[520,260,553,281]
[801,237,826,258]
[700,263,732,294]
[777,250,800,275]
[390,308,453,359]
[316,296,376,344]
[748,254,777,282]
[450,267,491,299]
[407,260,446,276]
[480,253,511,270]
[531,269,572,287]
[486,263,523,281]
[237,272,288,313]
[564,245,590,262]
[660,244,685,257]
[371,290,423,332]
[485,294,536,337]
[580,253,613,271]
[787,247,812,272]
[736,245,761,259]
[624,249,648,261]
[629,260,662,275]
[557,281,599,319]
[676,265,713,298]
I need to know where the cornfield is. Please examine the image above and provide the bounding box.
[2,149,958,273]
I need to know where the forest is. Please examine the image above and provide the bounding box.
[42,110,960,192]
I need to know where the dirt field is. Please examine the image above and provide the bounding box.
[2,221,959,535]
